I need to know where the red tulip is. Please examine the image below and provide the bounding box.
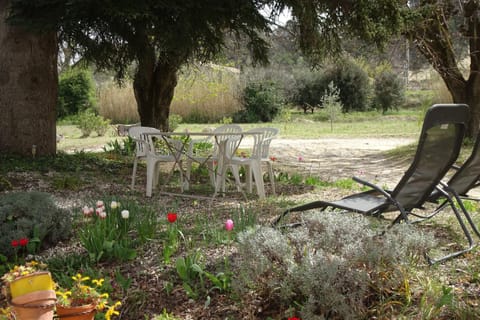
[167,212,177,223]
[11,239,19,247]
[19,238,29,246]
[288,318,301,320]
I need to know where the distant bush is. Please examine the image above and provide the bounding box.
[291,72,325,113]
[324,59,370,112]
[292,60,370,113]
[76,109,111,137]
[0,192,72,259]
[168,114,183,131]
[57,68,97,119]
[373,70,405,113]
[233,81,284,123]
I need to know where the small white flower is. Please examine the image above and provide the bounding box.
[110,201,119,209]
[98,210,107,219]
[121,210,130,219]
[96,200,104,208]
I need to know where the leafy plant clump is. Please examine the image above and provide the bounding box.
[234,80,284,123]
[0,192,72,259]
[234,211,436,319]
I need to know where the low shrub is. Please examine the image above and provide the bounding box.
[0,192,72,259]
[76,109,111,137]
[234,211,436,319]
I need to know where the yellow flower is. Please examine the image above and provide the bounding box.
[72,274,90,282]
[105,302,121,320]
[56,291,72,300]
[92,278,104,287]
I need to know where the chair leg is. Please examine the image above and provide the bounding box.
[185,159,192,191]
[229,164,243,192]
[131,158,138,189]
[146,159,156,197]
[246,165,253,193]
[267,161,275,195]
[251,162,265,199]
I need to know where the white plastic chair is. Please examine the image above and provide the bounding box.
[145,134,185,197]
[128,126,161,189]
[224,129,267,199]
[225,127,279,198]
[185,124,242,190]
[255,127,279,195]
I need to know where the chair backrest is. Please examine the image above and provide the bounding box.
[212,124,242,157]
[243,128,279,160]
[388,104,468,211]
[444,130,480,196]
[128,126,161,158]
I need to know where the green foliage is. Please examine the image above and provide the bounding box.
[373,70,405,113]
[234,213,436,319]
[234,81,284,123]
[0,175,12,192]
[292,60,369,113]
[325,59,370,112]
[168,114,183,131]
[322,82,343,131]
[152,309,182,320]
[57,68,96,118]
[77,199,152,263]
[76,109,111,137]
[103,137,136,156]
[0,192,72,259]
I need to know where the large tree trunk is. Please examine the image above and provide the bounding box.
[408,1,480,138]
[133,47,179,131]
[0,0,58,156]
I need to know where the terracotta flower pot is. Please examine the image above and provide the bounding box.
[9,271,54,299]
[10,289,56,320]
[56,303,96,320]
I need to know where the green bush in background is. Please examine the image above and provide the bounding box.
[373,70,405,113]
[292,59,370,113]
[76,109,111,137]
[57,68,97,119]
[233,81,284,123]
[324,59,370,112]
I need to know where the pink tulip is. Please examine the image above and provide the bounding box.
[225,219,234,231]
[98,211,107,219]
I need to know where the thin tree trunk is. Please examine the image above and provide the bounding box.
[0,0,58,156]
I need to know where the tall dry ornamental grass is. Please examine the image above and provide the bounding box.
[97,64,242,124]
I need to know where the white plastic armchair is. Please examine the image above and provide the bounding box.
[256,127,279,194]
[145,134,185,197]
[225,129,267,199]
[185,124,242,190]
[128,126,161,189]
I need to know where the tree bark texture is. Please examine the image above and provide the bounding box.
[133,47,179,132]
[0,0,58,156]
[410,1,480,138]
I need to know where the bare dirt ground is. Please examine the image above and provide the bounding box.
[269,137,415,186]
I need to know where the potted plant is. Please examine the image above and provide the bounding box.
[1,261,56,320]
[55,273,121,320]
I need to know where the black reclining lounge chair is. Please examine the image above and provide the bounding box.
[273,104,471,264]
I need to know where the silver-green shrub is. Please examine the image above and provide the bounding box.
[0,192,72,258]
[234,211,436,319]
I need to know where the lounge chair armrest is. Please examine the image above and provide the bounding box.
[352,176,392,199]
